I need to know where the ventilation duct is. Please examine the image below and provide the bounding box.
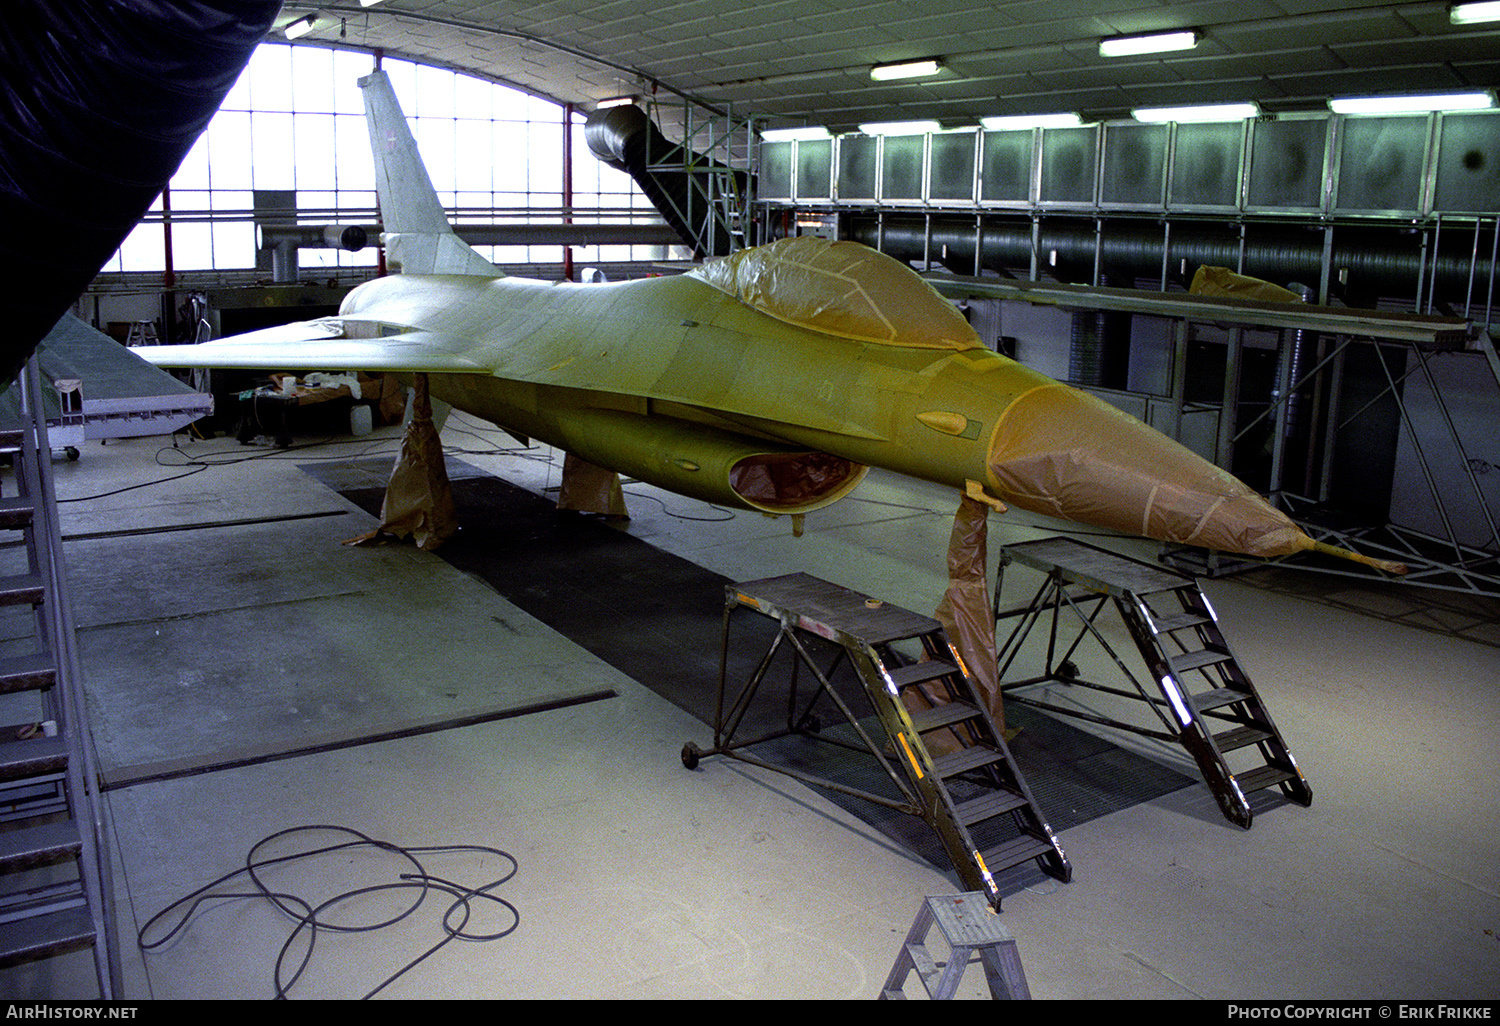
[850,216,1489,305]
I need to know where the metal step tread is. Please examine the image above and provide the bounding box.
[0,573,45,607]
[0,736,67,781]
[0,653,57,694]
[1190,686,1254,712]
[882,658,962,690]
[1234,764,1299,793]
[907,700,981,735]
[0,904,96,968]
[952,788,1028,827]
[1150,610,1212,633]
[1168,647,1234,673]
[932,745,1006,779]
[979,832,1057,873]
[1213,724,1274,752]
[0,495,35,527]
[0,820,82,871]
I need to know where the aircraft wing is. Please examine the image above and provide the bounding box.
[132,322,492,375]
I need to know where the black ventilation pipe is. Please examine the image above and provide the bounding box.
[1070,273,1133,388]
[851,215,1486,306]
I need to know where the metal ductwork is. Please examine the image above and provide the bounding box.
[1069,274,1132,388]
[255,221,686,282]
[851,216,1491,307]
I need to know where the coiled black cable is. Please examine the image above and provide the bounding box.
[138,824,519,1000]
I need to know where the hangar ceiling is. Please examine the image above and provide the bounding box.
[275,1,1500,130]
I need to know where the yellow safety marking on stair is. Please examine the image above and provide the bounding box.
[897,732,924,780]
[974,850,997,892]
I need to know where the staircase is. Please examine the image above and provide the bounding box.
[688,573,1069,909]
[995,536,1311,829]
[584,102,751,258]
[0,356,117,995]
[1117,574,1312,828]
[859,622,1071,907]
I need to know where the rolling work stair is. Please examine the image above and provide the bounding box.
[994,536,1311,829]
[0,356,118,995]
[683,573,1070,909]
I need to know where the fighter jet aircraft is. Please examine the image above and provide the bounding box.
[135,70,1398,573]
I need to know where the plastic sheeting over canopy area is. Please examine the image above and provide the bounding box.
[689,236,982,350]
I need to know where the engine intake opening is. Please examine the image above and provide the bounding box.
[729,451,868,514]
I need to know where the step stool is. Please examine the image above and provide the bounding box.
[880,892,1030,1000]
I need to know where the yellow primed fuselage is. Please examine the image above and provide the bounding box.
[339,270,1031,497]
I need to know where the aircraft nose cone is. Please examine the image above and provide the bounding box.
[986,381,1310,558]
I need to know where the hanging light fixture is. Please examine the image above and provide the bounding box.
[858,120,942,136]
[981,113,1084,130]
[1099,30,1199,57]
[1132,102,1259,123]
[283,14,318,39]
[1449,2,1500,25]
[870,59,942,81]
[761,126,833,142]
[1329,91,1496,114]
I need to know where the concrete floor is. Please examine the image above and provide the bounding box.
[2,411,1498,1000]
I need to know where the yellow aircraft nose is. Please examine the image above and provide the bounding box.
[984,380,1400,570]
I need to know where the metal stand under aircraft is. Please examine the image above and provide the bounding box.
[683,572,1069,909]
[993,536,1311,830]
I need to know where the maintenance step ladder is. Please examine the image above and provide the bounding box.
[881,892,1031,999]
[995,536,1312,829]
[685,572,1070,909]
[0,357,117,994]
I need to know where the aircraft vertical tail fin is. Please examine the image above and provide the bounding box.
[358,70,502,277]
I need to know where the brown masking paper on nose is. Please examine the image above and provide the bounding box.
[987,382,1307,558]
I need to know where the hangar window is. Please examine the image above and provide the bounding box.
[100,43,668,275]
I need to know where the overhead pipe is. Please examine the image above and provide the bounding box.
[850,215,1492,306]
[256,222,682,282]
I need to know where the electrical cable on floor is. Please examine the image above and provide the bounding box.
[56,435,398,503]
[622,487,737,522]
[137,824,519,1000]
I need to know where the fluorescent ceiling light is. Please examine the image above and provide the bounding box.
[595,95,638,109]
[761,126,832,142]
[870,59,941,81]
[1329,91,1496,114]
[981,113,1083,131]
[859,120,941,136]
[360,0,387,7]
[283,14,318,39]
[1133,102,1259,123]
[1099,30,1199,58]
[1450,2,1500,25]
